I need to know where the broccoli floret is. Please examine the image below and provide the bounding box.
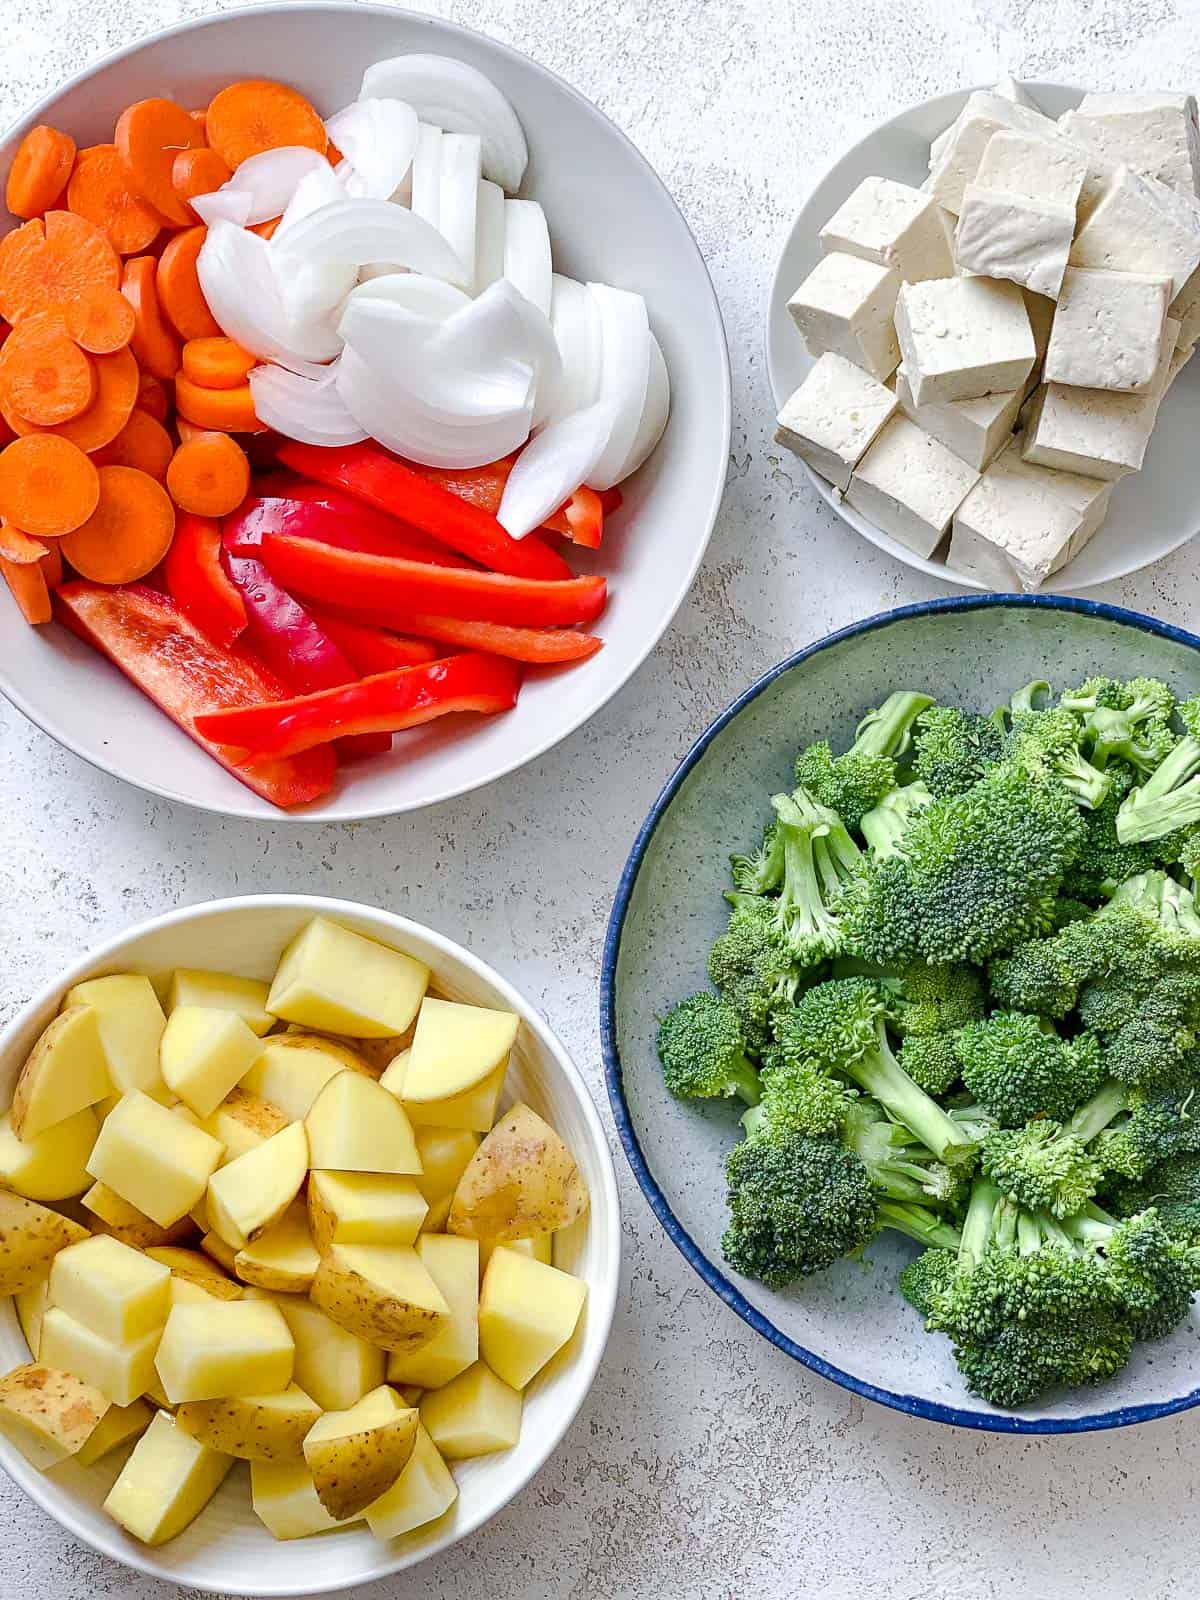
[897,1033,962,1097]
[859,781,933,858]
[1107,1154,1200,1246]
[1061,675,1174,723]
[1060,676,1177,775]
[707,899,799,1050]
[656,993,760,1106]
[900,1247,958,1316]
[1004,704,1111,810]
[952,1314,1135,1407]
[912,705,1006,797]
[1063,1204,1200,1342]
[1117,736,1200,844]
[730,820,785,895]
[1066,768,1159,902]
[1094,1081,1200,1178]
[743,1052,858,1141]
[982,1121,1105,1217]
[1101,972,1200,1089]
[882,961,986,1037]
[843,1100,972,1210]
[792,691,933,832]
[956,1012,1104,1126]
[758,788,863,966]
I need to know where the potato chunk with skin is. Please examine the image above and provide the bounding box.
[388,1235,479,1391]
[311,1243,450,1355]
[478,1233,551,1278]
[0,1107,96,1202]
[168,970,274,1035]
[419,1361,521,1460]
[154,1299,294,1404]
[251,1458,364,1540]
[241,1036,367,1121]
[448,1103,589,1242]
[304,1070,421,1174]
[0,1362,109,1469]
[40,1307,161,1408]
[364,1420,458,1538]
[403,999,520,1104]
[412,1126,480,1231]
[82,1182,193,1249]
[308,1170,427,1253]
[304,1384,419,1519]
[0,1189,89,1295]
[160,1007,263,1118]
[15,1278,49,1359]
[206,1121,308,1249]
[235,1202,319,1293]
[146,1247,243,1307]
[74,1396,153,1465]
[104,1410,234,1545]
[12,1007,111,1141]
[201,1232,239,1274]
[65,975,166,1098]
[270,1295,385,1413]
[479,1247,587,1390]
[384,1049,507,1134]
[177,1382,321,1461]
[269,919,431,1038]
[87,1091,223,1228]
[50,1234,171,1344]
[199,1087,288,1162]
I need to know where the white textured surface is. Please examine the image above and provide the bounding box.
[3,1,1200,1596]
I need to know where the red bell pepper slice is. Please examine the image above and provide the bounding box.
[403,456,611,547]
[318,606,602,665]
[223,481,476,568]
[275,441,571,581]
[53,581,336,809]
[195,652,522,761]
[164,514,248,647]
[258,535,607,629]
[304,610,441,673]
[543,485,604,549]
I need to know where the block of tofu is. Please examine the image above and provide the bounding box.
[976,129,1088,210]
[948,436,1113,590]
[1168,341,1196,388]
[924,91,1057,214]
[895,276,1035,405]
[819,176,955,282]
[844,415,980,556]
[1062,93,1200,198]
[1023,289,1057,373]
[786,252,901,380]
[955,185,1076,298]
[49,1234,171,1345]
[1070,165,1200,311]
[894,367,1022,471]
[774,353,898,489]
[929,79,1044,171]
[1044,267,1171,392]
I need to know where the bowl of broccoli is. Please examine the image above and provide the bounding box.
[601,593,1200,1432]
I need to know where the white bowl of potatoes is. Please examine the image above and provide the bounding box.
[0,896,619,1595]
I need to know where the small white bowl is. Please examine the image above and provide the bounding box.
[0,895,620,1595]
[0,3,730,821]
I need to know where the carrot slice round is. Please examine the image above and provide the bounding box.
[156,227,221,341]
[181,335,255,390]
[0,553,51,622]
[175,372,261,432]
[0,310,96,425]
[0,433,100,536]
[135,370,169,423]
[67,144,164,255]
[166,430,250,515]
[204,80,327,169]
[114,98,204,228]
[65,284,136,353]
[0,344,139,453]
[171,149,232,217]
[40,540,63,590]
[6,126,76,220]
[0,520,49,563]
[93,406,174,481]
[122,255,181,380]
[0,210,120,324]
[188,108,209,140]
[59,463,175,582]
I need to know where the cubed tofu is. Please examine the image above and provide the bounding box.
[955,186,1076,299]
[894,366,1022,471]
[0,1188,89,1295]
[1070,164,1200,310]
[1062,93,1200,198]
[948,435,1113,590]
[198,1087,289,1163]
[975,128,1088,209]
[304,1070,420,1174]
[0,1363,109,1469]
[40,1306,161,1407]
[86,1091,222,1228]
[177,1383,322,1461]
[387,1235,479,1391]
[303,1384,418,1519]
[419,1361,521,1460]
[774,353,898,490]
[363,1421,458,1538]
[74,1396,154,1465]
[412,1127,481,1233]
[845,415,980,557]
[250,1458,363,1540]
[310,1243,450,1355]
[1044,267,1171,392]
[272,1295,386,1413]
[819,175,954,282]
[103,1410,234,1545]
[267,918,430,1038]
[1023,288,1057,374]
[235,1202,320,1294]
[160,1007,263,1118]
[15,1277,49,1359]
[0,1107,96,1204]
[49,1234,171,1345]
[924,90,1057,214]
[786,252,901,380]
[384,1048,507,1134]
[478,1246,587,1390]
[65,975,167,1099]
[11,1007,110,1141]
[154,1299,293,1404]
[894,276,1036,405]
[82,1182,192,1250]
[308,1170,428,1252]
[168,970,274,1036]
[241,1036,368,1121]
[206,1120,308,1249]
[403,999,520,1106]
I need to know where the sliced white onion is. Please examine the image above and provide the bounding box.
[549,273,602,421]
[436,280,562,428]
[611,332,670,483]
[326,98,419,201]
[249,361,367,447]
[274,198,463,283]
[474,178,505,294]
[190,189,253,226]
[410,123,442,228]
[274,162,346,240]
[438,132,481,290]
[360,54,528,192]
[344,273,470,320]
[196,220,342,365]
[220,146,328,225]
[585,283,651,491]
[498,403,610,539]
[502,199,552,316]
[270,170,359,330]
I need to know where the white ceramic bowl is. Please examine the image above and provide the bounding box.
[0,895,620,1594]
[0,4,730,822]
[766,83,1200,593]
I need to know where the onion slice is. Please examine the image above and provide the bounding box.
[326,98,419,200]
[430,280,562,428]
[502,199,552,315]
[190,189,253,226]
[410,123,442,228]
[474,178,505,294]
[278,198,463,283]
[219,146,328,225]
[612,333,670,483]
[196,220,342,365]
[498,403,610,538]
[274,163,347,239]
[549,273,602,421]
[359,54,528,192]
[439,132,481,289]
[249,361,367,447]
[343,273,470,320]
[585,283,651,491]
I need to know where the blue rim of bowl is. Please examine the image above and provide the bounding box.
[601,591,1200,1434]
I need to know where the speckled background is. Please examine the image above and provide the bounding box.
[4,1,1200,1595]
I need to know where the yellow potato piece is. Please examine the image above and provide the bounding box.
[66,975,167,1099]
[307,1170,427,1253]
[304,1070,421,1174]
[478,1247,587,1390]
[0,1107,97,1202]
[49,1234,171,1345]
[74,1396,153,1466]
[303,1384,418,1519]
[86,1092,222,1228]
[478,1233,551,1279]
[201,1232,239,1275]
[145,1246,242,1305]
[206,1121,308,1250]
[241,1036,365,1122]
[251,1457,363,1539]
[15,1278,48,1360]
[168,970,273,1035]
[0,1189,89,1295]
[177,1382,321,1461]
[81,1181,193,1250]
[199,1087,288,1163]
[411,1126,480,1231]
[311,1243,450,1356]
[363,1420,457,1538]
[403,999,520,1104]
[154,1299,294,1404]
[0,1362,109,1470]
[235,1202,319,1293]
[448,1103,589,1242]
[388,1235,479,1391]
[383,1049,507,1134]
[268,918,430,1038]
[103,1410,234,1545]
[419,1361,521,1460]
[161,1007,263,1119]
[270,1294,386,1413]
[41,1306,161,1408]
[12,1007,111,1141]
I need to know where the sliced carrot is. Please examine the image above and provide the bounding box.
[176,416,205,443]
[0,344,139,453]
[171,149,232,217]
[156,227,221,341]
[0,553,51,622]
[0,210,120,324]
[121,255,180,380]
[39,540,63,589]
[115,99,205,228]
[59,464,174,583]
[0,311,96,426]
[0,520,48,563]
[249,217,282,240]
[65,284,136,353]
[66,144,163,255]
[166,430,250,515]
[6,126,76,220]
[204,80,327,170]
[0,434,100,536]
[93,406,173,480]
[174,372,260,432]
[136,370,169,423]
[188,108,209,140]
[181,335,255,390]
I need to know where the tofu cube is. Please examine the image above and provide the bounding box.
[819,176,955,282]
[267,917,431,1038]
[1070,165,1200,310]
[955,185,1076,299]
[363,1422,458,1539]
[478,1247,587,1390]
[786,252,901,381]
[103,1410,234,1546]
[895,277,1035,405]
[154,1299,294,1404]
[894,367,1023,471]
[419,1360,522,1460]
[845,415,980,556]
[40,1306,161,1407]
[1062,93,1200,198]
[925,90,1057,214]
[948,436,1113,590]
[1044,267,1171,392]
[387,1235,480,1391]
[1024,289,1057,372]
[975,129,1088,209]
[49,1234,171,1345]
[774,353,898,489]
[160,1006,263,1118]
[168,970,274,1036]
[65,975,167,1099]
[86,1091,223,1228]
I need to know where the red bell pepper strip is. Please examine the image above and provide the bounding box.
[259,535,608,629]
[164,514,248,647]
[543,485,604,548]
[53,581,336,809]
[223,481,476,568]
[404,456,611,546]
[275,441,571,580]
[304,610,441,673]
[318,606,602,665]
[195,653,522,761]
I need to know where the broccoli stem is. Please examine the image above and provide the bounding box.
[728,1057,763,1107]
[1067,1081,1129,1144]
[1010,680,1051,715]
[860,782,933,858]
[959,1179,1003,1270]
[1016,1209,1043,1255]
[876,1201,962,1250]
[854,692,935,760]
[1116,736,1200,843]
[840,1020,979,1166]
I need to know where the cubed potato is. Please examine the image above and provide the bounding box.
[103,1410,234,1545]
[271,1295,386,1413]
[235,1202,319,1293]
[383,1049,506,1134]
[81,1181,194,1250]
[0,1107,96,1202]
[478,1233,551,1279]
[478,1247,587,1390]
[74,1396,154,1465]
[145,1246,242,1308]
[49,1234,171,1344]
[268,919,430,1038]
[412,1126,480,1232]
[168,970,274,1035]
[403,999,520,1105]
[308,1170,427,1253]
[15,1278,48,1359]
[284,1026,398,1077]
[241,1036,367,1121]
[198,1087,288,1163]
[206,1121,308,1249]
[304,1071,420,1174]
[11,1007,111,1141]
[388,1235,479,1391]
[65,975,167,1099]
[160,1007,263,1118]
[0,1189,89,1295]
[154,1299,294,1404]
[310,1244,450,1355]
[201,1232,239,1274]
[363,1420,457,1538]
[177,1382,321,1461]
[86,1092,223,1228]
[0,1362,109,1469]
[303,1383,418,1519]
[40,1306,161,1407]
[448,1104,589,1241]
[250,1458,363,1539]
[419,1361,521,1460]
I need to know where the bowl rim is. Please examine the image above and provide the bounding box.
[0,0,732,826]
[0,892,621,1594]
[600,592,1200,1434]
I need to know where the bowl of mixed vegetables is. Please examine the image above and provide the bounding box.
[603,595,1200,1431]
